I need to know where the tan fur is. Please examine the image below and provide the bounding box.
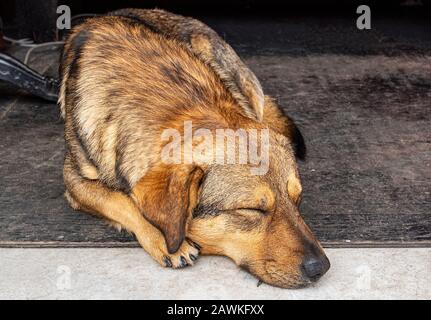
[60,11,328,287]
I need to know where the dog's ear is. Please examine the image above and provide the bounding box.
[189,34,265,121]
[132,164,204,254]
[262,96,307,160]
[286,117,306,161]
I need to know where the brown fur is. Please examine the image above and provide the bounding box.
[109,8,265,121]
[60,10,328,288]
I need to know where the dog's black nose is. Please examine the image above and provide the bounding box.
[301,255,330,282]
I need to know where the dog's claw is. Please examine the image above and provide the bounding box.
[179,256,188,268]
[257,280,263,287]
[163,256,173,268]
[159,239,199,268]
[190,240,201,251]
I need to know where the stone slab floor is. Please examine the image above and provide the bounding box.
[0,248,429,300]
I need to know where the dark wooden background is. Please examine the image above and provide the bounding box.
[0,3,430,248]
[1,0,430,40]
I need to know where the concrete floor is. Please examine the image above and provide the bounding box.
[0,248,429,300]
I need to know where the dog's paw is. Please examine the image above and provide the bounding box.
[135,225,201,269]
[161,239,201,269]
[145,237,200,269]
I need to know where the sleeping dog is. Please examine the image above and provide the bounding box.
[59,9,329,288]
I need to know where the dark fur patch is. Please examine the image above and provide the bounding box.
[291,123,306,161]
[275,106,307,161]
[108,11,160,34]
[68,30,90,81]
[160,63,187,87]
[115,159,131,194]
[192,203,220,218]
[160,62,208,104]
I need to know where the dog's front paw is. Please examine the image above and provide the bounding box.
[161,239,201,269]
[135,223,201,269]
[142,235,201,269]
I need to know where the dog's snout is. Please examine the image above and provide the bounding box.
[301,255,330,282]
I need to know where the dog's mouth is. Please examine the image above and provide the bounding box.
[239,261,301,289]
[243,267,311,289]
[240,255,330,289]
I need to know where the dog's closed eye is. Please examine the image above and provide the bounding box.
[227,186,275,214]
[224,194,273,216]
[235,208,268,215]
[224,208,265,232]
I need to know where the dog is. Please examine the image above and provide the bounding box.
[59,9,330,288]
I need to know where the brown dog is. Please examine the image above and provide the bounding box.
[59,9,329,288]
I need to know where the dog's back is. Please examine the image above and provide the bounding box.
[59,16,241,190]
[108,9,265,121]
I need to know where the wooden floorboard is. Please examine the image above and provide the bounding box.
[0,16,430,247]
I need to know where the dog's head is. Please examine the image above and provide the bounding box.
[188,130,329,288]
[132,98,329,288]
